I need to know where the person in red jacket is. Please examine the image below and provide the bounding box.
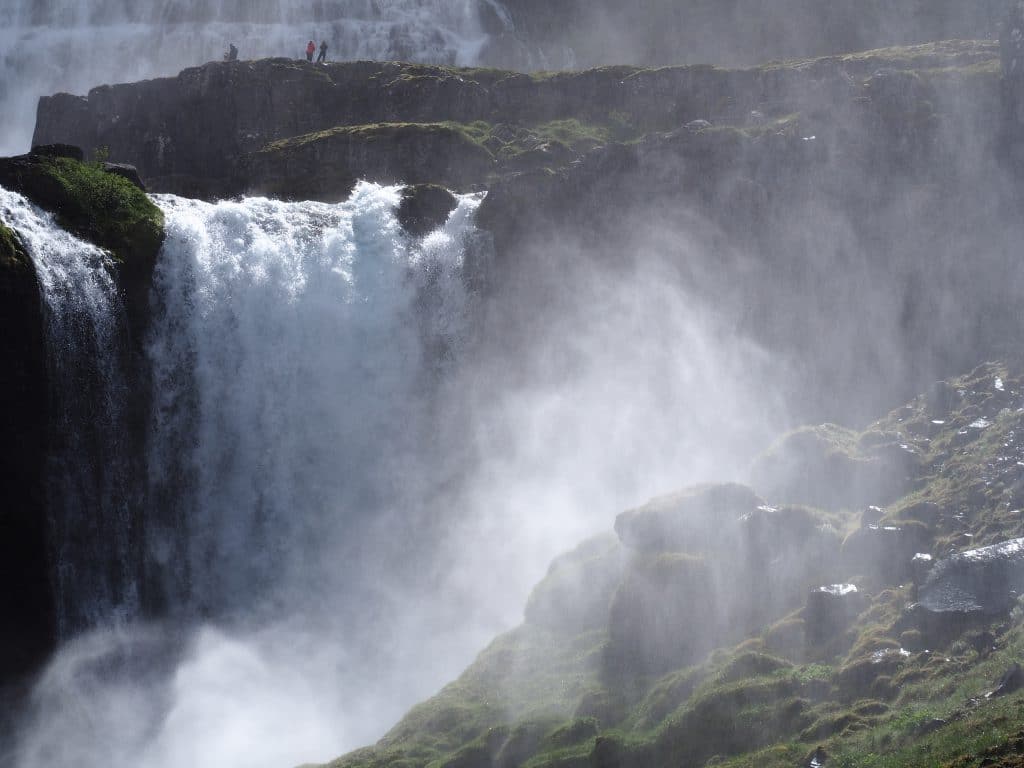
[305,40,316,62]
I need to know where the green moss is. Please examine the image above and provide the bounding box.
[263,122,494,155]
[35,156,164,266]
[0,221,30,271]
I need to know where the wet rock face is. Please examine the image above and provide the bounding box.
[841,521,932,586]
[751,425,919,511]
[244,124,494,201]
[398,185,460,237]
[607,485,842,677]
[0,225,54,685]
[804,584,867,646]
[918,537,1024,617]
[614,483,765,554]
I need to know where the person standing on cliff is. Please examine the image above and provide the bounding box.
[306,40,316,62]
[317,40,328,63]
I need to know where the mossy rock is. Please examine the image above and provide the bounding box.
[0,150,164,343]
[656,676,809,765]
[750,424,918,510]
[614,483,764,554]
[525,534,625,636]
[0,222,31,272]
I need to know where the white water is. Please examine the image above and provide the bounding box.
[11,182,489,768]
[0,0,498,155]
[0,187,137,637]
[146,182,479,620]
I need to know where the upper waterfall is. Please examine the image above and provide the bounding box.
[0,0,499,155]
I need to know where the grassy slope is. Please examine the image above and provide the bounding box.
[321,362,1024,768]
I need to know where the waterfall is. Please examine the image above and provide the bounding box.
[0,187,137,637]
[0,0,500,155]
[146,182,480,621]
[9,182,487,768]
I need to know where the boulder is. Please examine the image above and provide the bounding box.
[841,521,932,585]
[397,184,459,238]
[614,483,764,554]
[804,584,867,646]
[102,162,147,191]
[914,538,1024,643]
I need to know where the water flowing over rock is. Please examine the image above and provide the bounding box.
[145,183,481,619]
[0,187,137,638]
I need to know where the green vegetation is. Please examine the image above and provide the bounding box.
[33,155,164,266]
[260,117,646,183]
[323,364,1024,768]
[0,221,30,271]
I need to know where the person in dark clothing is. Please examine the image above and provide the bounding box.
[316,40,328,63]
[306,40,316,62]
[224,43,238,61]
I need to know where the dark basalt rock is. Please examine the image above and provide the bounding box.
[804,584,867,646]
[841,521,932,586]
[0,225,54,686]
[398,185,460,237]
[910,538,1024,643]
[919,537,1024,616]
[102,162,147,191]
[614,483,764,554]
[29,143,83,161]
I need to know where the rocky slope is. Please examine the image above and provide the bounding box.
[320,362,1024,768]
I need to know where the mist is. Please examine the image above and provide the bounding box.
[5,2,1024,767]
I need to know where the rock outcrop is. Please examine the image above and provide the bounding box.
[0,148,164,689]
[32,41,1001,202]
[0,221,53,687]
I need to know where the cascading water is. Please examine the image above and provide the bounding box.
[0,0,503,155]
[145,182,480,622]
[0,187,137,638]
[10,182,489,768]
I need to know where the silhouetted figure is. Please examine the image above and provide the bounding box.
[317,40,328,63]
[224,43,238,62]
[306,40,316,62]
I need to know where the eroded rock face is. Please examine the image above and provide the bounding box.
[31,41,1002,203]
[0,223,53,686]
[244,124,494,201]
[607,485,841,676]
